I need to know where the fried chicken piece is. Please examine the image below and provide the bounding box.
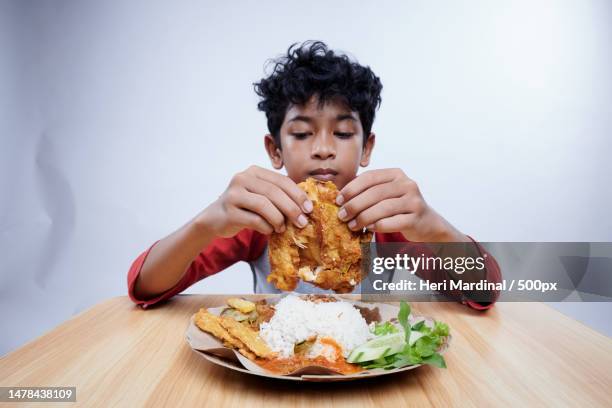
[194,308,258,360]
[254,300,275,325]
[299,294,338,303]
[267,227,301,291]
[195,309,243,349]
[268,178,372,293]
[218,316,275,359]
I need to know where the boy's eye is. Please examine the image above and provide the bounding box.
[335,132,354,139]
[291,132,311,140]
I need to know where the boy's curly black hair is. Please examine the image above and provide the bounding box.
[254,41,383,146]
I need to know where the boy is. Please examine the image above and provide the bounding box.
[127,41,501,310]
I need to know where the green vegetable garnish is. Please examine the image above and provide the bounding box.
[373,321,399,336]
[353,300,450,370]
[398,300,411,344]
[411,320,425,331]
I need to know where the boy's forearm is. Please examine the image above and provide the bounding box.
[401,207,471,244]
[405,212,488,281]
[410,213,491,289]
[133,214,216,300]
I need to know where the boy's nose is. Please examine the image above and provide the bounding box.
[311,133,336,160]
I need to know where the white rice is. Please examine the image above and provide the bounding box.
[259,295,372,358]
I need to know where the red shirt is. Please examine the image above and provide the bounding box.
[127,230,501,310]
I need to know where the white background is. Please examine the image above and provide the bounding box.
[1,0,611,355]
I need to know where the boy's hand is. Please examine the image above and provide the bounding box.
[197,166,313,237]
[336,168,467,242]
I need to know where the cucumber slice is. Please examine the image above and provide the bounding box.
[347,332,406,363]
[220,308,249,322]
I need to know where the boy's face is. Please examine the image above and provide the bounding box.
[265,95,375,190]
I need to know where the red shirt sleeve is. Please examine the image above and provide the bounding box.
[127,229,267,308]
[374,232,502,310]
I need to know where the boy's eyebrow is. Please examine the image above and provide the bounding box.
[287,114,357,123]
[336,113,357,122]
[287,115,312,123]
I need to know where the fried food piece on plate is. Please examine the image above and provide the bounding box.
[268,178,372,293]
[226,298,256,314]
[195,309,242,349]
[218,316,275,359]
[194,309,257,360]
[254,300,275,325]
[299,294,338,303]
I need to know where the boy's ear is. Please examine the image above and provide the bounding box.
[264,134,284,169]
[360,133,375,167]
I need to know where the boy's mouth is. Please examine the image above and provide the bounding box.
[309,168,338,182]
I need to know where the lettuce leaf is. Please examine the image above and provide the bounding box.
[373,321,399,336]
[356,301,449,370]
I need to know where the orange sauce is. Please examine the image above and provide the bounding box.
[256,337,363,375]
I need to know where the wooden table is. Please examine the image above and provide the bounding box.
[1,295,611,407]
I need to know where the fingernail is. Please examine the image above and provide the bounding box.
[338,208,347,220]
[303,200,313,213]
[279,224,286,233]
[348,220,357,230]
[336,194,344,205]
[297,214,308,228]
[366,224,374,230]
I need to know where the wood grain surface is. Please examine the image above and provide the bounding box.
[1,295,611,407]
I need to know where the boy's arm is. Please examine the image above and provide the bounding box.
[128,228,266,308]
[376,232,501,310]
[337,169,468,242]
[339,169,501,309]
[131,216,217,301]
[130,165,312,304]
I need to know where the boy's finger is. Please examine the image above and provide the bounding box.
[337,169,396,205]
[252,167,313,213]
[238,192,285,233]
[366,213,416,233]
[346,197,409,231]
[338,182,401,222]
[235,209,275,235]
[246,180,307,228]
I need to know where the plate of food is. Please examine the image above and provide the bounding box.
[185,294,451,381]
